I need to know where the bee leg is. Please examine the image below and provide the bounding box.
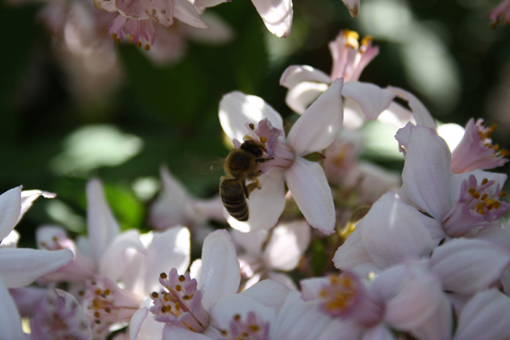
[246,180,261,198]
[256,157,274,163]
[242,182,249,198]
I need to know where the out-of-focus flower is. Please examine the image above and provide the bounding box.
[219,78,344,234]
[0,187,74,340]
[342,0,360,17]
[195,0,293,37]
[396,123,509,238]
[232,220,311,290]
[30,289,91,340]
[489,0,510,29]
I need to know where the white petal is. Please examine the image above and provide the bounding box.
[231,229,267,256]
[190,259,202,282]
[186,12,234,44]
[454,289,510,340]
[132,313,165,340]
[219,92,284,142]
[287,78,344,156]
[0,230,19,248]
[333,229,374,270]
[377,101,415,129]
[285,81,329,114]
[173,0,209,28]
[356,192,436,269]
[163,324,214,340]
[387,86,436,129]
[86,179,120,264]
[19,190,55,224]
[198,230,240,310]
[194,0,228,8]
[342,0,359,17]
[266,271,297,290]
[263,220,310,271]
[363,324,395,340]
[397,123,452,219]
[129,307,148,340]
[251,0,293,37]
[143,227,191,294]
[280,65,332,89]
[285,158,335,235]
[0,281,27,340]
[240,279,291,314]
[342,81,396,121]
[0,248,73,288]
[0,187,21,242]
[227,169,286,232]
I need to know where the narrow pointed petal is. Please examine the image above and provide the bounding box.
[0,248,73,288]
[219,92,284,142]
[342,0,359,17]
[342,81,396,121]
[280,65,332,89]
[19,190,55,224]
[397,123,452,219]
[454,289,510,340]
[227,169,286,232]
[356,192,436,268]
[388,87,436,129]
[263,220,311,271]
[285,159,335,235]
[287,78,344,156]
[333,230,374,270]
[251,0,293,37]
[173,0,208,28]
[129,307,148,340]
[0,187,21,242]
[430,238,510,295]
[285,81,330,114]
[87,179,120,264]
[0,282,27,340]
[198,230,240,310]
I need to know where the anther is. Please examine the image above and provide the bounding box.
[175,285,182,291]
[233,314,241,321]
[151,292,159,298]
[260,136,267,143]
[482,178,489,185]
[178,275,185,282]
[145,44,150,51]
[499,191,506,198]
[249,123,255,130]
[160,273,167,279]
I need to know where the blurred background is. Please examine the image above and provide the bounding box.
[1,0,510,246]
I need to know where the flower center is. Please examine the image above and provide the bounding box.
[109,15,155,51]
[218,311,269,340]
[318,274,358,316]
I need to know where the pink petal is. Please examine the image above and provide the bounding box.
[143,227,191,294]
[285,81,330,114]
[263,220,311,271]
[194,0,228,8]
[219,92,284,142]
[129,307,148,340]
[131,311,165,340]
[227,169,286,232]
[287,78,344,156]
[342,0,359,17]
[317,319,362,340]
[333,229,374,271]
[342,81,396,121]
[397,123,452,220]
[0,187,21,242]
[0,282,27,340]
[87,179,120,264]
[240,279,291,314]
[280,65,332,89]
[454,289,510,340]
[0,248,73,288]
[387,87,436,129]
[430,238,510,295]
[363,324,394,340]
[163,326,212,340]
[356,192,436,269]
[251,0,293,37]
[173,0,208,28]
[300,277,329,301]
[285,158,335,235]
[198,230,240,310]
[8,286,47,317]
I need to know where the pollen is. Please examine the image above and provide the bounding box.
[145,44,150,51]
[260,136,267,143]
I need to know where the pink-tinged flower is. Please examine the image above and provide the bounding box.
[232,220,311,290]
[195,0,292,38]
[150,165,226,231]
[219,78,344,234]
[280,31,436,132]
[454,289,510,340]
[0,187,74,340]
[488,0,510,29]
[396,123,510,238]
[130,229,240,339]
[30,289,91,340]
[450,118,509,173]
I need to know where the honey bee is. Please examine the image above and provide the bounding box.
[220,139,273,221]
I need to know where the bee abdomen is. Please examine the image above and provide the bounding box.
[220,178,249,221]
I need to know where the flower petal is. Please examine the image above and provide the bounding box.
[87,179,120,265]
[342,0,359,17]
[0,248,73,288]
[430,238,510,295]
[333,229,374,270]
[342,81,396,121]
[387,87,436,129]
[397,123,452,220]
[173,0,208,28]
[285,158,335,235]
[287,78,344,155]
[251,0,293,37]
[198,230,240,310]
[0,281,27,340]
[19,190,55,224]
[219,92,284,142]
[231,229,267,256]
[193,0,227,7]
[263,221,310,271]
[129,307,148,340]
[280,65,332,89]
[227,169,286,232]
[284,81,330,114]
[0,187,21,242]
[240,279,291,314]
[163,324,215,340]
[363,324,395,340]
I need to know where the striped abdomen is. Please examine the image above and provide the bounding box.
[220,177,248,221]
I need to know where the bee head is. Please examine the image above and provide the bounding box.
[240,140,266,157]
